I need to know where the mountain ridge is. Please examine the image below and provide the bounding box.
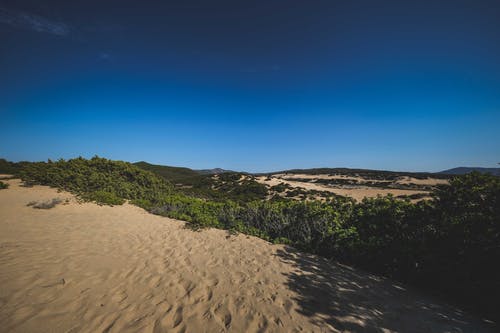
[439,167,500,176]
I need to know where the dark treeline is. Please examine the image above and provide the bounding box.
[4,156,499,321]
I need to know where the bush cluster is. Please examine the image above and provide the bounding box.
[18,156,173,205]
[179,173,269,203]
[82,190,126,206]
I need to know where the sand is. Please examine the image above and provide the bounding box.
[272,174,448,186]
[0,179,495,332]
[395,177,449,186]
[256,176,430,201]
[272,174,363,182]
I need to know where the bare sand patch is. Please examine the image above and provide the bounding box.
[395,176,449,186]
[257,176,429,201]
[0,179,494,332]
[274,173,362,182]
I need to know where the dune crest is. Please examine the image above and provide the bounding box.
[0,179,494,332]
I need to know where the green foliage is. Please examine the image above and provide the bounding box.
[134,161,270,203]
[18,156,173,205]
[325,173,499,318]
[150,194,355,253]
[151,193,224,228]
[0,181,8,189]
[83,190,125,206]
[213,173,268,202]
[133,161,200,183]
[0,158,20,174]
[130,198,154,210]
[270,183,289,192]
[273,237,292,245]
[423,172,500,314]
[181,173,269,203]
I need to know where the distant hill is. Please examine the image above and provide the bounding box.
[133,161,200,183]
[196,168,235,175]
[0,158,19,174]
[134,162,235,179]
[439,167,500,176]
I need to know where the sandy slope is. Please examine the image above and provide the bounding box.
[0,179,495,333]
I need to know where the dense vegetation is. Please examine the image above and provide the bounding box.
[169,173,269,203]
[134,162,269,203]
[133,161,200,183]
[19,157,173,205]
[0,158,24,174]
[3,156,499,320]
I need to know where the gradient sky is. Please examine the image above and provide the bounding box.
[1,0,499,172]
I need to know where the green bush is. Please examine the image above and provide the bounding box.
[134,163,271,203]
[0,181,8,189]
[18,156,173,204]
[270,183,289,193]
[0,158,20,174]
[273,237,292,245]
[83,190,126,206]
[151,193,224,228]
[130,198,154,210]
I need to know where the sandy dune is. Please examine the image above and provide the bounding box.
[256,176,429,201]
[272,174,363,181]
[0,179,495,332]
[275,174,448,187]
[395,177,449,186]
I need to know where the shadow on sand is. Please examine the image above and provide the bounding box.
[275,247,497,333]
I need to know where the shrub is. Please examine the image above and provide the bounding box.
[151,194,224,228]
[273,237,292,245]
[83,190,125,206]
[0,181,8,189]
[0,158,20,174]
[130,198,154,210]
[270,183,289,193]
[18,156,173,204]
[29,198,63,209]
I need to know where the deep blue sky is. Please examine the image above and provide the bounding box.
[1,0,499,172]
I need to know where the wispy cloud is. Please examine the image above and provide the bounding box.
[99,52,112,61]
[0,7,70,36]
[240,65,282,73]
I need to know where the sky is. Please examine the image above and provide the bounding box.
[1,0,499,172]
